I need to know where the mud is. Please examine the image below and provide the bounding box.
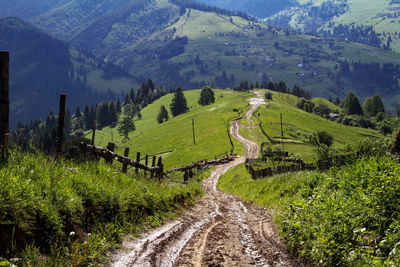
[110,92,304,267]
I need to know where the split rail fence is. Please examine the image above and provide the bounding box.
[80,142,164,179]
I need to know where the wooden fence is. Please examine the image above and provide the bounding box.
[245,158,315,179]
[245,152,360,179]
[80,142,164,179]
[167,154,236,183]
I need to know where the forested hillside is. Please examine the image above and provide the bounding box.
[266,0,400,52]
[0,17,136,126]
[197,0,295,18]
[1,0,400,117]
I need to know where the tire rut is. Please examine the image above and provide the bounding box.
[111,92,304,267]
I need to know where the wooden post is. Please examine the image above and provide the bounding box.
[56,94,67,157]
[136,152,141,173]
[122,147,130,173]
[91,120,96,145]
[0,51,9,164]
[106,142,115,164]
[157,157,163,179]
[144,155,149,177]
[151,156,156,179]
[280,113,284,152]
[192,119,196,145]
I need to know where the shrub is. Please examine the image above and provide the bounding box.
[378,120,393,136]
[310,131,334,147]
[282,157,400,266]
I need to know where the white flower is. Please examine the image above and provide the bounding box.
[69,231,76,237]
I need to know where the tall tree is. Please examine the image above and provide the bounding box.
[118,116,135,141]
[157,105,169,124]
[198,86,215,106]
[363,94,384,117]
[170,87,189,117]
[343,92,363,115]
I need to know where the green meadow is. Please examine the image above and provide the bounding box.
[238,90,384,163]
[91,89,251,170]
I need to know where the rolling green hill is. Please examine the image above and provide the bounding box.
[197,0,295,18]
[91,89,250,170]
[0,17,137,126]
[1,0,400,113]
[90,88,386,170]
[12,0,399,111]
[267,0,400,52]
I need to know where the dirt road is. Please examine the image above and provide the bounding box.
[111,92,302,267]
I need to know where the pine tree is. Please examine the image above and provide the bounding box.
[118,116,135,141]
[157,105,169,124]
[75,106,81,118]
[343,92,363,115]
[198,86,215,106]
[170,87,189,117]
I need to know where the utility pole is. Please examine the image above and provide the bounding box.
[280,113,284,152]
[192,119,196,145]
[0,51,9,164]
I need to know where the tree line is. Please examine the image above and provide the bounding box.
[297,91,393,135]
[234,79,312,99]
[12,79,166,153]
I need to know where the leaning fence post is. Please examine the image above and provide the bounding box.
[0,51,9,164]
[144,155,149,177]
[157,157,163,179]
[122,147,129,173]
[91,120,96,145]
[56,94,67,157]
[106,142,115,164]
[136,152,141,173]
[151,156,156,178]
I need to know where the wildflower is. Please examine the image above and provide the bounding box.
[69,231,76,237]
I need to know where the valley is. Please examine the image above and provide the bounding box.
[1,0,400,266]
[2,0,400,118]
[111,92,300,267]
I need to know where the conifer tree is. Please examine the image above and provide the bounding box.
[75,106,81,118]
[343,92,363,115]
[198,86,215,106]
[170,87,189,117]
[363,94,384,117]
[157,105,169,123]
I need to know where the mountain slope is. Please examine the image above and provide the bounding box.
[0,0,69,20]
[1,0,400,112]
[0,17,136,126]
[197,0,295,18]
[266,0,400,52]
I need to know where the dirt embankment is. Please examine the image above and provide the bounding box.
[110,92,304,267]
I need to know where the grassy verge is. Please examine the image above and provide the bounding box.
[0,150,206,266]
[219,155,400,266]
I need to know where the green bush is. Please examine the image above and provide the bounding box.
[282,157,400,266]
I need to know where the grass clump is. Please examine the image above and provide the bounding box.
[219,138,399,265]
[0,150,203,265]
[282,156,400,266]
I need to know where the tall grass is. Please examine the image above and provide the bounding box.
[0,150,204,265]
[219,155,400,265]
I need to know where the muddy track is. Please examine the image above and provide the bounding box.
[111,92,303,267]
